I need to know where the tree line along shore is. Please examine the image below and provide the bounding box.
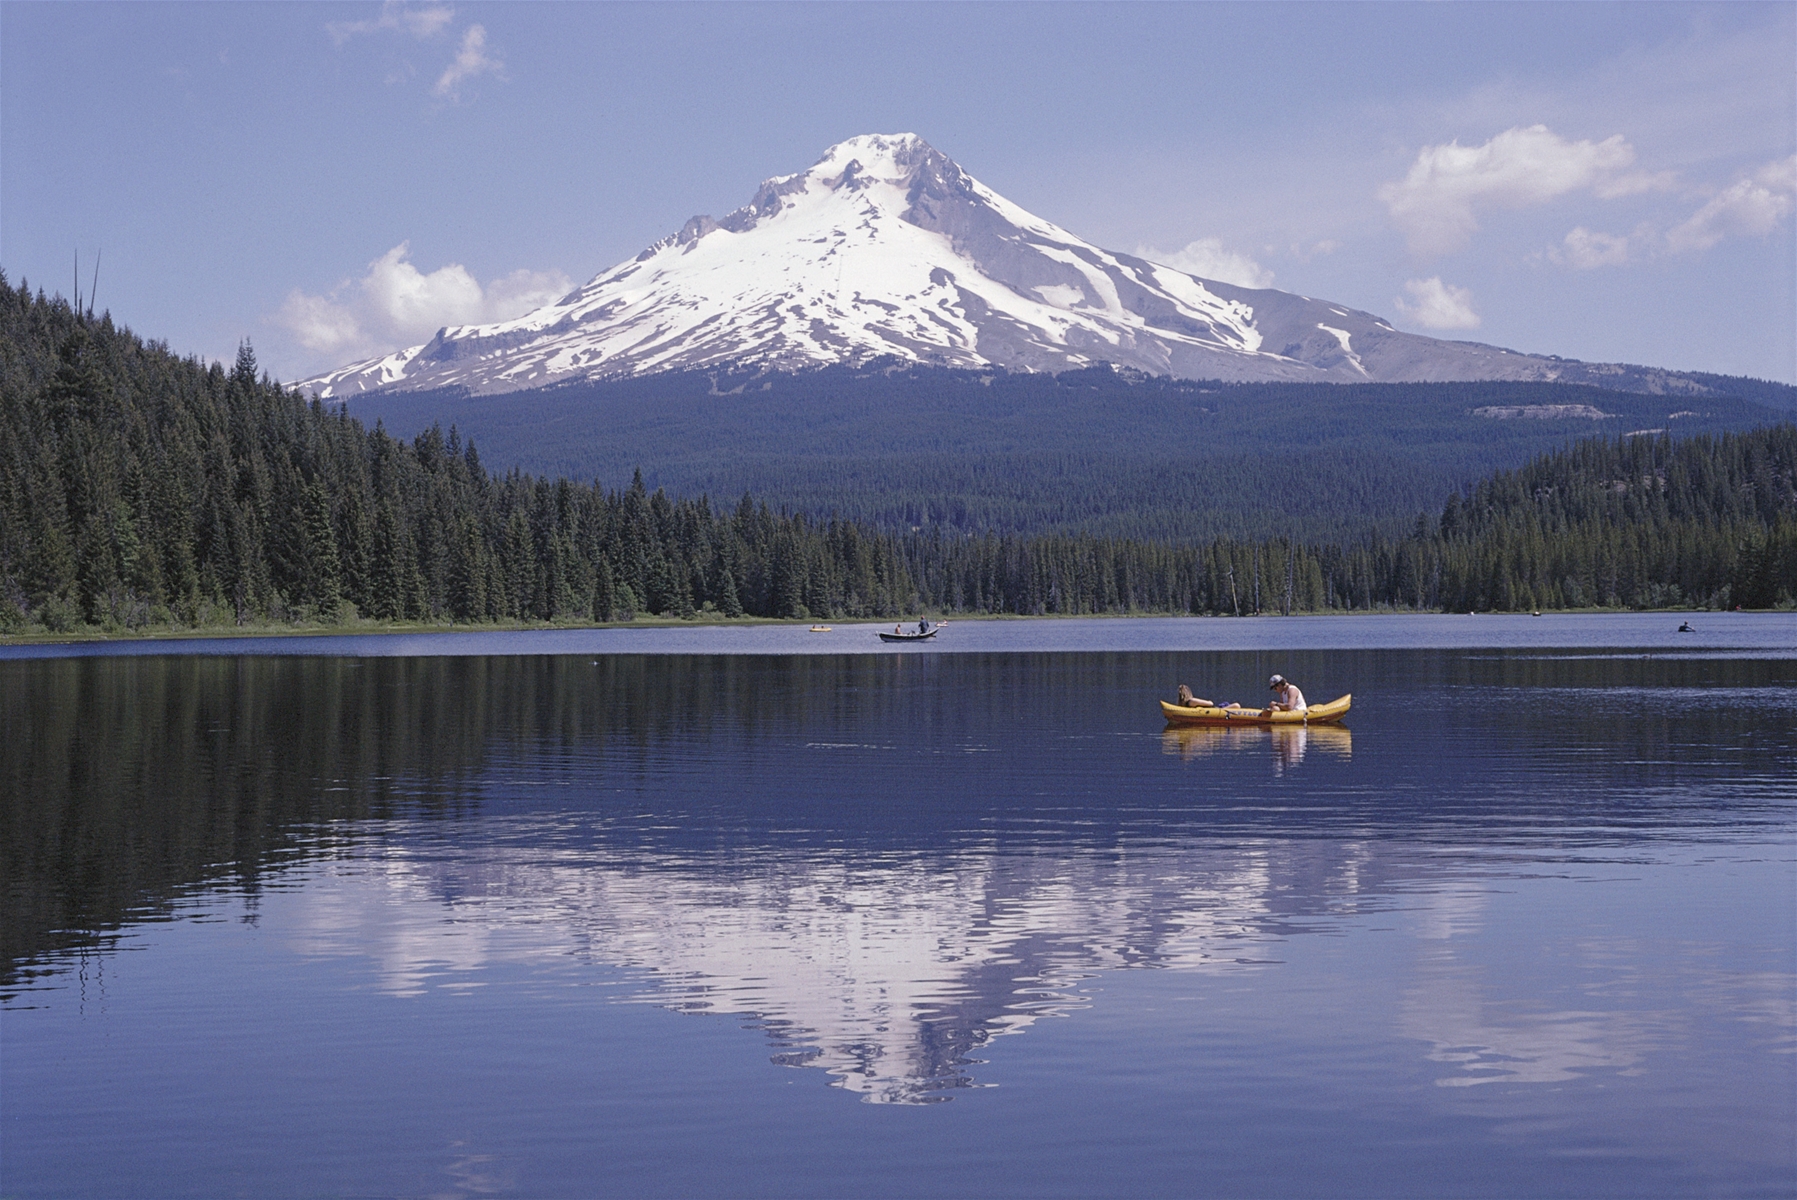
[2,275,1793,636]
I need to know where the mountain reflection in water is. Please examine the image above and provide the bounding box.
[5,648,1793,1108]
[275,829,1787,1105]
[286,838,1304,1103]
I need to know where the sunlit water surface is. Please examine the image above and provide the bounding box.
[3,615,1793,1197]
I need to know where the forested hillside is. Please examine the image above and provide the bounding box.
[348,363,1790,541]
[1,275,1791,635]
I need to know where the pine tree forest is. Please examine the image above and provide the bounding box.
[3,275,1793,636]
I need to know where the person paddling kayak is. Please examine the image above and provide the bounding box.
[1265,674,1307,714]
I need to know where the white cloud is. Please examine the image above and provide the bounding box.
[1135,238,1274,288]
[1665,155,1797,254]
[1287,240,1339,263]
[1379,125,1673,256]
[355,244,484,339]
[277,291,366,355]
[1550,226,1633,269]
[482,268,575,319]
[274,243,571,363]
[327,2,455,45]
[434,24,501,100]
[325,4,501,104]
[1394,277,1480,330]
[1542,157,1796,267]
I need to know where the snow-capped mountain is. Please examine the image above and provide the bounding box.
[298,134,1699,398]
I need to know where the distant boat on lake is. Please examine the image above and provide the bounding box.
[878,621,939,642]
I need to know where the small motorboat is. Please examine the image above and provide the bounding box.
[1160,694,1352,726]
[878,621,940,642]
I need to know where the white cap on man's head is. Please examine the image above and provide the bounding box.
[1269,674,1286,688]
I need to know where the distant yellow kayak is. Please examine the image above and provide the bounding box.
[809,625,832,632]
[1160,694,1352,726]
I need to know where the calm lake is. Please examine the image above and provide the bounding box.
[3,614,1793,1198]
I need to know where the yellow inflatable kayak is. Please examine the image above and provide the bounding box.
[1160,694,1351,726]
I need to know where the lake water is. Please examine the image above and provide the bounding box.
[3,615,1793,1198]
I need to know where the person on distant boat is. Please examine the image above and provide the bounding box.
[918,620,929,634]
[1265,674,1308,714]
[1678,621,1694,632]
[1177,684,1240,709]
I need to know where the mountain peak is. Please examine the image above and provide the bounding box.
[810,132,950,186]
[815,131,932,164]
[668,132,964,249]
[297,136,1703,400]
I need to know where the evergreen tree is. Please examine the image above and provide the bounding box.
[592,556,616,622]
[299,477,342,617]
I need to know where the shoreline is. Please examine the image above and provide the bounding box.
[0,605,1758,649]
[3,610,1787,662]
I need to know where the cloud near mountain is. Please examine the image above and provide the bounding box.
[276,243,569,365]
[1380,125,1671,257]
[1665,155,1797,254]
[1395,277,1480,330]
[1134,238,1274,289]
[1539,154,1797,271]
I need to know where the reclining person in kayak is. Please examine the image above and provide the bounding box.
[1176,684,1241,709]
[1264,674,1308,714]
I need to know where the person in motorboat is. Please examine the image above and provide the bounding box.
[1265,674,1308,714]
[1176,684,1241,710]
[918,619,930,634]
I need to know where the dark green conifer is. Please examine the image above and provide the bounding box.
[295,478,342,617]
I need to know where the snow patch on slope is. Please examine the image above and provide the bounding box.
[1315,325,1368,376]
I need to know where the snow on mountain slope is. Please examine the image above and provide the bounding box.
[296,134,1709,398]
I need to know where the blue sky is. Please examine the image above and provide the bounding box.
[4,1,1793,384]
